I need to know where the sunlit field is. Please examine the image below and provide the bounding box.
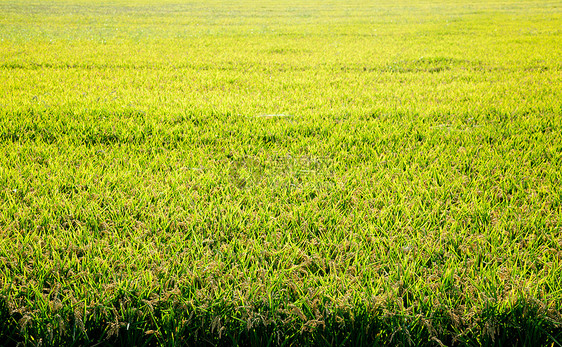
[1,0,561,345]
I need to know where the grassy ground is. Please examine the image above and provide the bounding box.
[1,0,562,345]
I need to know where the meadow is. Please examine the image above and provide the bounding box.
[1,0,562,345]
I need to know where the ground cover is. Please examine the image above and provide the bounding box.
[1,0,562,345]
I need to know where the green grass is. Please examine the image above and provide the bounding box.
[1,0,562,345]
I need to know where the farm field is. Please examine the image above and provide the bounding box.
[1,0,562,345]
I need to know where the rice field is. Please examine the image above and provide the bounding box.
[1,0,562,345]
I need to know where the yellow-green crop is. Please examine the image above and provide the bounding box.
[1,0,561,345]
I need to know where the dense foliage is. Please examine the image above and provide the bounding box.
[1,0,561,345]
